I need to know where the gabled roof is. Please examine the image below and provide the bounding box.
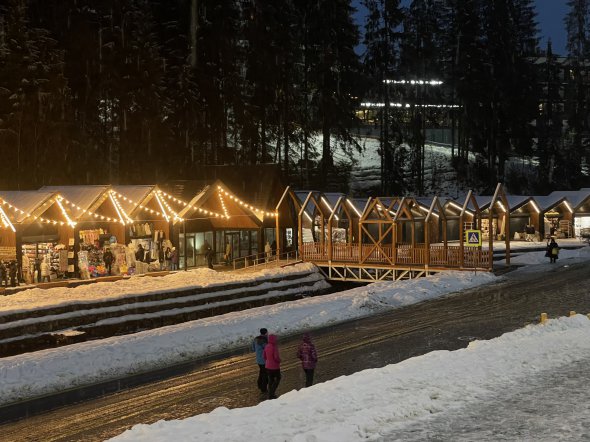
[0,191,56,223]
[547,190,590,209]
[505,195,534,212]
[40,185,110,218]
[533,195,567,211]
[111,185,156,214]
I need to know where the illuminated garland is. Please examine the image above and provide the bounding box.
[157,189,226,219]
[216,186,277,218]
[60,196,117,222]
[156,191,184,221]
[218,192,229,218]
[108,192,133,225]
[0,205,16,232]
[0,197,73,226]
[55,197,77,227]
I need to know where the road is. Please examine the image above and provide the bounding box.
[2,261,590,442]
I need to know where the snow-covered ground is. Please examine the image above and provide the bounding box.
[104,245,588,442]
[0,267,496,406]
[0,263,321,315]
[1,244,589,441]
[109,315,590,442]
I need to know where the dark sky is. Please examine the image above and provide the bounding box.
[536,0,567,55]
[354,1,569,56]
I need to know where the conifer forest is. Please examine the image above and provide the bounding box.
[1,0,589,194]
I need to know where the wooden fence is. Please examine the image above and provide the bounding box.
[300,242,490,269]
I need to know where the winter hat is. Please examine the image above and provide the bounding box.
[260,328,268,335]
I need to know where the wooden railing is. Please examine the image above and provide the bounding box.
[301,242,491,269]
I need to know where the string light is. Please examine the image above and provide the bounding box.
[0,197,71,227]
[218,192,230,219]
[0,205,16,232]
[156,191,184,221]
[157,189,225,219]
[216,186,277,218]
[55,196,77,227]
[60,196,115,222]
[154,192,170,222]
[109,192,131,225]
[114,192,166,219]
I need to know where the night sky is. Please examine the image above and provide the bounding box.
[354,1,569,56]
[536,0,567,55]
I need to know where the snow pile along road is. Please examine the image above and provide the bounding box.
[0,269,495,406]
[0,263,321,315]
[109,315,590,442]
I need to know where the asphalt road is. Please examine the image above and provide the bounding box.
[2,261,590,442]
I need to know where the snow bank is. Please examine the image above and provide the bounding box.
[0,269,495,406]
[0,263,319,315]
[109,315,590,442]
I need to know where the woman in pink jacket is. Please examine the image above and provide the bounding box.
[263,334,281,399]
[296,333,318,387]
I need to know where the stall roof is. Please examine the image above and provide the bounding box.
[533,195,567,212]
[547,189,590,209]
[110,185,156,215]
[505,195,534,212]
[0,191,57,223]
[40,185,110,218]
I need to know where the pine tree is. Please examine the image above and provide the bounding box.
[361,0,405,194]
[536,41,563,191]
[564,0,590,186]
[307,0,362,187]
[0,0,72,189]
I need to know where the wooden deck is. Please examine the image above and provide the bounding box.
[301,242,491,279]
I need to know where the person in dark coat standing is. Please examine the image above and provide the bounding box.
[546,238,559,263]
[252,328,269,394]
[296,333,318,387]
[9,261,18,287]
[263,334,281,399]
[135,244,145,263]
[34,258,41,283]
[0,261,7,287]
[103,248,114,275]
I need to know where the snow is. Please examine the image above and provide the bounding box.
[109,315,590,442]
[0,263,321,315]
[1,243,589,441]
[0,266,495,407]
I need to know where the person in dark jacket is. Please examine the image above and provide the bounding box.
[135,244,145,262]
[263,334,281,399]
[34,258,41,283]
[252,328,268,394]
[296,332,318,387]
[546,238,559,263]
[9,261,18,287]
[0,261,7,287]
[103,248,114,275]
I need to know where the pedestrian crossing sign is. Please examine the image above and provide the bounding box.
[465,229,482,247]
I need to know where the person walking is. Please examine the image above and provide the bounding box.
[264,241,272,262]
[263,334,281,399]
[546,237,559,263]
[296,332,318,387]
[252,328,269,394]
